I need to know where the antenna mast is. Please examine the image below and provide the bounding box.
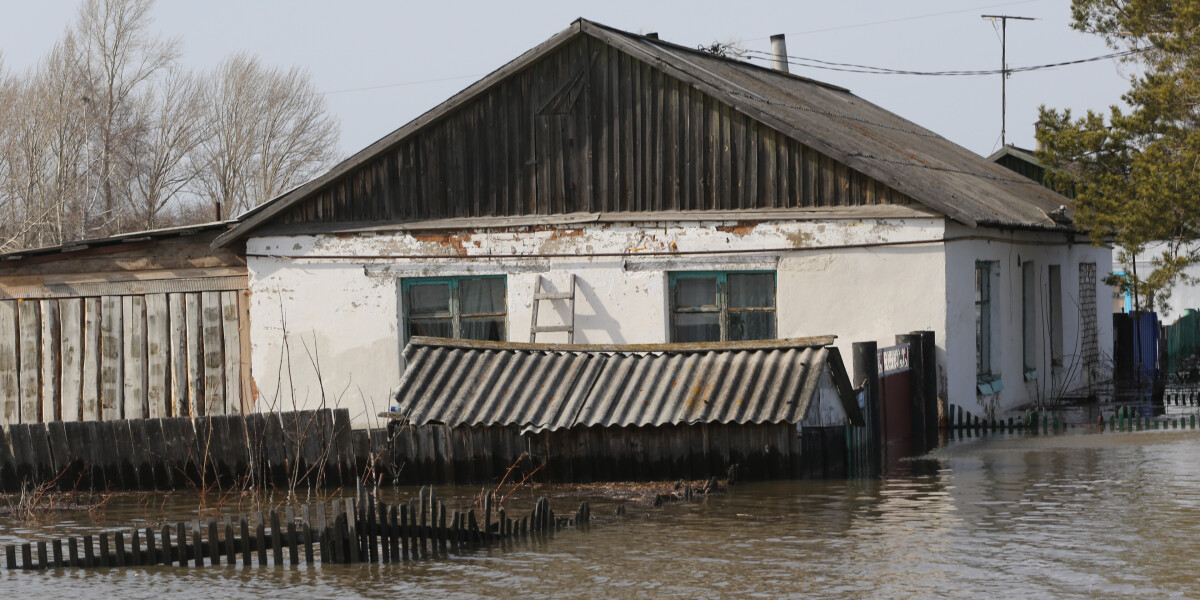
[982,14,1034,147]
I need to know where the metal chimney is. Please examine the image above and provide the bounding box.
[770,34,789,73]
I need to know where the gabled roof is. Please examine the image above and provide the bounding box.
[216,19,1073,247]
[391,336,862,432]
[987,145,1043,167]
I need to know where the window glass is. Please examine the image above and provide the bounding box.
[674,312,721,343]
[670,271,776,342]
[408,283,451,315]
[403,276,506,343]
[461,317,506,341]
[408,318,453,339]
[461,278,505,315]
[728,273,774,308]
[676,277,718,308]
[729,311,775,341]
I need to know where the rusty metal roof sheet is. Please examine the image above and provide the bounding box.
[392,336,860,431]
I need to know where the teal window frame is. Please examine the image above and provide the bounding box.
[668,270,777,342]
[400,275,507,346]
[976,261,994,379]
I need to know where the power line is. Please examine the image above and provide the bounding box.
[744,48,1140,76]
[743,0,1043,40]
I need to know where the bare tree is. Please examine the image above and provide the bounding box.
[74,0,180,234]
[0,0,341,250]
[194,53,339,220]
[122,67,206,229]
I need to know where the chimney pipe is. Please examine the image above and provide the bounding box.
[770,34,789,73]
[645,32,659,40]
[1034,120,1045,152]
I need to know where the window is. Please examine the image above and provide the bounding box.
[670,271,775,342]
[1022,261,1037,377]
[975,262,993,376]
[402,276,506,343]
[1048,265,1063,368]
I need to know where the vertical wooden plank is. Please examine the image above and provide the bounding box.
[168,293,189,417]
[58,299,82,422]
[0,301,18,426]
[145,294,170,419]
[201,292,225,416]
[184,293,204,416]
[220,291,241,416]
[81,298,101,421]
[39,300,60,422]
[18,301,41,423]
[237,291,253,414]
[99,296,122,421]
[122,296,147,419]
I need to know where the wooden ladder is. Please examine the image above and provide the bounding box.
[529,274,576,343]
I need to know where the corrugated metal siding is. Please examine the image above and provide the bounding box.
[394,338,830,431]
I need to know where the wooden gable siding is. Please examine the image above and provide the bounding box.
[280,36,911,227]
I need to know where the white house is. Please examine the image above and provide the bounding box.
[214,20,1112,426]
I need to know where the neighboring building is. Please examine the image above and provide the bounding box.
[989,144,1195,323]
[211,19,1110,425]
[0,222,253,426]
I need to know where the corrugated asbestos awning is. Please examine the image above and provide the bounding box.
[391,336,862,432]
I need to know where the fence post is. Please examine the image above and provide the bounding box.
[852,341,880,475]
[896,333,926,454]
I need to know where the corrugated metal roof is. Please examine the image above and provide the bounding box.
[217,19,1075,247]
[392,336,860,431]
[583,22,1072,229]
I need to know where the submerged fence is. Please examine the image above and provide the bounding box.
[1,486,591,571]
[0,408,356,492]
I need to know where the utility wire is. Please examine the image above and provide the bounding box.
[742,0,1043,40]
[744,48,1142,76]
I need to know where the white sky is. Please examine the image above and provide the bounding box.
[0,0,1136,161]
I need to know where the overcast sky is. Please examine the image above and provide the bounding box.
[1,0,1136,161]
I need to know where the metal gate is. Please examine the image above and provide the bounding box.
[878,343,912,470]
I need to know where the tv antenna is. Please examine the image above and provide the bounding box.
[982,14,1035,147]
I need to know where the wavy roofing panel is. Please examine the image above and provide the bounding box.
[392,336,858,431]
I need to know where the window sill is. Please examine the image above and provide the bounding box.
[977,375,1003,396]
[1024,368,1039,382]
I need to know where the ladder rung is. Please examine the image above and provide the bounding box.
[534,292,574,300]
[531,325,573,333]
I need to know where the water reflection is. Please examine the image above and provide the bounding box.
[4,431,1200,598]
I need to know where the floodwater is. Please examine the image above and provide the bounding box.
[5,429,1200,599]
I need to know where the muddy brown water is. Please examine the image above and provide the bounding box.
[3,429,1200,599]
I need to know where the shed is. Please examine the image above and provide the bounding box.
[0,221,253,426]
[385,336,862,482]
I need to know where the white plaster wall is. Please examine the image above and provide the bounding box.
[943,223,1113,418]
[246,217,947,427]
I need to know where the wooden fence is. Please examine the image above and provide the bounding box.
[0,290,251,426]
[1,487,590,570]
[386,422,851,485]
[0,409,354,492]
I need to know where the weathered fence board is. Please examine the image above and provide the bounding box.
[0,301,18,425]
[122,296,147,420]
[18,301,41,423]
[81,298,101,421]
[58,299,82,422]
[201,291,224,416]
[99,296,122,420]
[184,293,203,417]
[145,294,170,419]
[39,300,60,423]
